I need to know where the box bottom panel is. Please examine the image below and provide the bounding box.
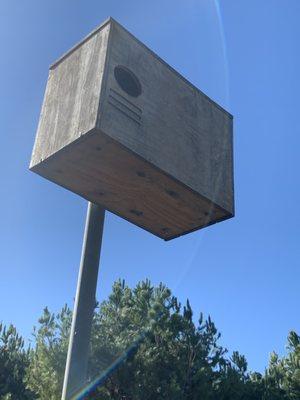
[30,129,233,240]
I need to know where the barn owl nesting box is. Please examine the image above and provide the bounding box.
[30,17,234,240]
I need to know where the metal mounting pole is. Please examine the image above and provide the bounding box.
[61,202,105,400]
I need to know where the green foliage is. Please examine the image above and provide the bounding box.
[25,305,72,400]
[262,331,300,400]
[89,280,229,399]
[0,280,299,399]
[0,323,34,400]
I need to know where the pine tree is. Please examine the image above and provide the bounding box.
[0,323,34,399]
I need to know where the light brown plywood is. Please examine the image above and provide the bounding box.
[31,130,231,240]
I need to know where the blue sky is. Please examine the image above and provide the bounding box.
[0,0,299,374]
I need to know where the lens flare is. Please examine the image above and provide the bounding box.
[173,0,231,291]
[72,2,230,398]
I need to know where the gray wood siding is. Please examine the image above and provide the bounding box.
[30,23,110,168]
[99,21,233,214]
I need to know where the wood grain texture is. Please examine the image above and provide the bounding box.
[30,23,110,168]
[31,130,231,240]
[30,18,234,240]
[99,20,234,215]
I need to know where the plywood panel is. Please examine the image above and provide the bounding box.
[31,130,231,240]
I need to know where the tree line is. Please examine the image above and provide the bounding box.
[1,280,299,399]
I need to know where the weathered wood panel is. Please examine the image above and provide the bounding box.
[30,22,110,168]
[31,130,231,240]
[30,18,234,240]
[99,20,233,214]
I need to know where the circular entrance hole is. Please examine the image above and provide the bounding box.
[114,65,142,97]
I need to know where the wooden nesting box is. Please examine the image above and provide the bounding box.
[30,17,234,240]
